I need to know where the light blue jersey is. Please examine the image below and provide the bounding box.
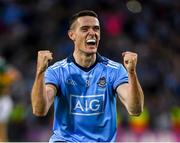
[45,54,128,142]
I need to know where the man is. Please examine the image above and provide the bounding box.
[31,10,144,142]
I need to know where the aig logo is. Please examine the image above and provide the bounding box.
[70,94,104,116]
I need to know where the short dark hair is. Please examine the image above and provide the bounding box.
[69,10,98,29]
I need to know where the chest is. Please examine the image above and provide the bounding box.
[57,66,116,116]
[62,67,113,94]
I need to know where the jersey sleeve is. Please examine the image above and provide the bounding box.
[113,64,128,90]
[44,66,59,89]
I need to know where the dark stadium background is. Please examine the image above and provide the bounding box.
[0,0,179,142]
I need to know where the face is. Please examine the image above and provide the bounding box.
[68,16,100,55]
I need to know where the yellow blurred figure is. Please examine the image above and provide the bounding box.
[171,106,180,133]
[128,107,149,134]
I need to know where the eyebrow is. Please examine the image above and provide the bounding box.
[80,25,100,29]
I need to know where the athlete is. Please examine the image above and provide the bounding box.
[31,10,144,142]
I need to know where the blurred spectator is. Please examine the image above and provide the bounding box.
[0,56,21,141]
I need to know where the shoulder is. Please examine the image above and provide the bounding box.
[101,56,122,70]
[48,58,68,70]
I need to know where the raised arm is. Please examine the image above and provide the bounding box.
[31,51,56,117]
[117,51,144,116]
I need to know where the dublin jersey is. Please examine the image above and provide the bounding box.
[45,53,128,142]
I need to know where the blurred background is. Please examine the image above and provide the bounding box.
[0,0,179,142]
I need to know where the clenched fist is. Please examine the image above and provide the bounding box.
[122,51,137,73]
[37,50,53,74]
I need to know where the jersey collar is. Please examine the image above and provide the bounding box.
[67,53,107,63]
[67,53,108,72]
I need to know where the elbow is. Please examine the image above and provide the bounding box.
[32,107,48,117]
[128,110,142,116]
[127,105,143,116]
[31,99,49,117]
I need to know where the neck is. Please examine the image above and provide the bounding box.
[73,51,96,68]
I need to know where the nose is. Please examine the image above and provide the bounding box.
[88,28,95,36]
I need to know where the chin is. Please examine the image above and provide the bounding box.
[87,47,98,53]
[86,50,97,55]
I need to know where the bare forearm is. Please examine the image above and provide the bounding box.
[31,72,48,116]
[127,71,144,115]
[120,51,144,116]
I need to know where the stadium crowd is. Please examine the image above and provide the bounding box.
[0,0,179,141]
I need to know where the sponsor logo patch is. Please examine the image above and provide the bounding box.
[70,94,104,116]
[66,79,77,86]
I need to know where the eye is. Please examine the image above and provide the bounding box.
[93,26,100,32]
[81,26,88,32]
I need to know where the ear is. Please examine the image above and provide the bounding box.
[68,30,75,41]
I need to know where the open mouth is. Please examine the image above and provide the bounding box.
[86,39,96,46]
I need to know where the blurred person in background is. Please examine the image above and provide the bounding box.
[31,10,144,142]
[0,56,21,141]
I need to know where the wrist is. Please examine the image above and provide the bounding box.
[127,70,136,75]
[36,68,45,76]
